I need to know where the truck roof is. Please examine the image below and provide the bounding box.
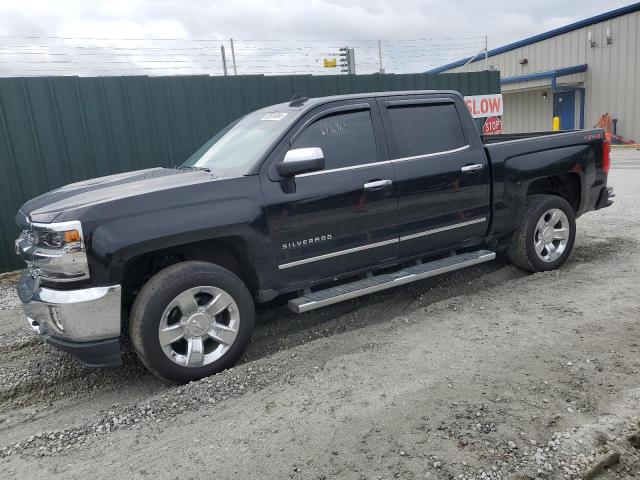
[255,89,464,115]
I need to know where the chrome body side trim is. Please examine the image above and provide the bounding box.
[295,160,382,178]
[278,217,488,269]
[18,273,122,342]
[390,145,470,163]
[399,217,487,242]
[295,143,469,178]
[278,238,397,270]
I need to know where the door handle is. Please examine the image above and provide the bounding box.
[461,163,484,173]
[363,179,393,189]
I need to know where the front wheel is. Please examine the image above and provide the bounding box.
[506,194,576,273]
[129,261,255,384]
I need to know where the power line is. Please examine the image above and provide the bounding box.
[0,34,486,42]
[0,35,486,77]
[0,53,479,62]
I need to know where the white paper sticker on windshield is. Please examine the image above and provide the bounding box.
[260,112,288,121]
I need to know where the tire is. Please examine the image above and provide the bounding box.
[506,194,576,273]
[129,261,254,384]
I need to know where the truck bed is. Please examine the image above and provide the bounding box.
[483,128,607,240]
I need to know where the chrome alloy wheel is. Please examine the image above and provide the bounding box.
[158,286,240,368]
[534,208,570,262]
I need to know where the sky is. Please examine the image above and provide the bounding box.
[0,0,636,76]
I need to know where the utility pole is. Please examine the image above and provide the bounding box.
[377,40,385,74]
[349,47,356,75]
[484,35,488,70]
[229,38,238,75]
[339,46,356,75]
[220,44,228,76]
[464,36,490,69]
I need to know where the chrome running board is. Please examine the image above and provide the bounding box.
[288,250,496,314]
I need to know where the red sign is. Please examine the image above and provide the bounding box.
[464,94,503,118]
[483,116,502,135]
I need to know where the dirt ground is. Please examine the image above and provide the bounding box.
[0,150,639,480]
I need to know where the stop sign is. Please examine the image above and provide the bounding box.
[483,116,502,135]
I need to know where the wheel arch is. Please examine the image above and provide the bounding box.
[526,172,582,213]
[119,236,261,309]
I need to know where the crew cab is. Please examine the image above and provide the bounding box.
[14,90,614,383]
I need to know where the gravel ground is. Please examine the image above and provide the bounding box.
[0,285,21,312]
[0,272,22,311]
[0,151,638,480]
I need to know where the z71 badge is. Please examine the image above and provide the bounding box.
[282,234,332,250]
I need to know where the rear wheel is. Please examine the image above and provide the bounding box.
[129,261,254,383]
[507,194,576,272]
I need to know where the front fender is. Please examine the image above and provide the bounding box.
[95,200,273,288]
[67,177,276,288]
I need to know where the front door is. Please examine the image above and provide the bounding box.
[553,90,576,130]
[378,94,491,259]
[261,100,398,288]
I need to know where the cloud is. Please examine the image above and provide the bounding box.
[0,0,633,76]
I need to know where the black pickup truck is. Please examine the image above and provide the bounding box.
[15,90,614,383]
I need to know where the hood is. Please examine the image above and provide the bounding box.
[20,167,214,223]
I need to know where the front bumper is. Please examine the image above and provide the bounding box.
[17,273,122,367]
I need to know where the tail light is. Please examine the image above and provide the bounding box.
[602,140,611,173]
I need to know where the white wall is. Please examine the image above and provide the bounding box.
[502,89,553,133]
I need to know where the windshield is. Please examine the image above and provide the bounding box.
[181,110,297,177]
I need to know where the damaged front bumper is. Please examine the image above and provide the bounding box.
[17,272,122,367]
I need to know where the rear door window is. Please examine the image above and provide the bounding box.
[386,103,466,158]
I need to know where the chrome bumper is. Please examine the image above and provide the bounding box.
[17,274,122,343]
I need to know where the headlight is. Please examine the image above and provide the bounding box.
[16,220,90,282]
[31,228,82,250]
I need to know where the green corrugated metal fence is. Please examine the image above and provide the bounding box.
[0,71,500,270]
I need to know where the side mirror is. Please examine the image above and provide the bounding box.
[276,147,325,177]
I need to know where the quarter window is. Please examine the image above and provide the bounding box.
[386,103,466,158]
[292,109,378,170]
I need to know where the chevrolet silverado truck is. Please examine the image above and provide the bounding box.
[14,90,614,383]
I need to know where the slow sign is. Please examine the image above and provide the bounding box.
[483,116,502,135]
[463,94,503,118]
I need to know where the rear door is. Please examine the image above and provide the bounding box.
[260,99,398,288]
[378,94,490,258]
